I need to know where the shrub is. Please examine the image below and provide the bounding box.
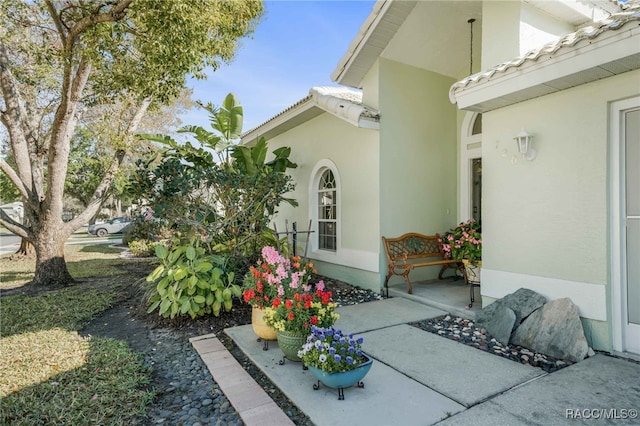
[128,239,157,257]
[146,238,242,318]
[122,216,172,246]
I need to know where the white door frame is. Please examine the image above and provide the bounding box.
[459,112,482,223]
[610,96,640,354]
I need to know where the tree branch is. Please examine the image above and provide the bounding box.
[65,97,152,232]
[0,210,29,239]
[0,43,34,189]
[0,159,30,200]
[44,0,67,48]
[66,0,134,48]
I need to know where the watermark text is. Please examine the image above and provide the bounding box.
[565,408,638,420]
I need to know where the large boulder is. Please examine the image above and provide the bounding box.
[476,288,547,340]
[481,305,516,345]
[511,298,589,362]
[498,288,547,325]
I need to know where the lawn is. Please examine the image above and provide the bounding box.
[0,244,156,425]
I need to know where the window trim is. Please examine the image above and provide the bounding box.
[309,159,341,255]
[459,112,482,223]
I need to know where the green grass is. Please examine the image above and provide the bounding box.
[0,244,126,289]
[0,249,156,425]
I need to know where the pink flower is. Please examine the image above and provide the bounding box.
[277,285,285,296]
[315,280,325,291]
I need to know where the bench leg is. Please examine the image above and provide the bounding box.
[383,273,392,298]
[401,271,413,294]
[438,265,448,280]
[438,263,463,280]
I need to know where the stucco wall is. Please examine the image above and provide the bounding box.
[482,1,520,69]
[482,1,574,69]
[263,112,381,291]
[378,58,458,283]
[481,70,640,348]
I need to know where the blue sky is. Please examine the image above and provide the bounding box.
[178,1,375,134]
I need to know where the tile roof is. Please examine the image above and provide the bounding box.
[449,5,640,102]
[241,86,379,141]
[242,95,313,137]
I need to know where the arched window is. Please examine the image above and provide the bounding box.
[317,169,337,251]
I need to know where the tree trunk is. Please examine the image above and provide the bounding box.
[15,238,35,257]
[32,228,74,287]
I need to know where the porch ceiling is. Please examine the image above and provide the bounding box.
[332,1,483,87]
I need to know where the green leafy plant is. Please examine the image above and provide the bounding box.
[146,239,241,318]
[439,219,482,265]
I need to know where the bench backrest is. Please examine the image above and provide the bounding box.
[382,233,445,263]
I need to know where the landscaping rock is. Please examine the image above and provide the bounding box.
[498,288,547,326]
[481,305,516,345]
[511,298,588,362]
[476,288,546,333]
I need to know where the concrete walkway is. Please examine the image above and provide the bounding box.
[195,298,640,425]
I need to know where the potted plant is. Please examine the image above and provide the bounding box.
[242,246,318,342]
[263,288,339,362]
[298,326,372,400]
[439,219,482,284]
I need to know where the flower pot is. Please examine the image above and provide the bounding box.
[276,329,308,362]
[307,354,373,399]
[462,259,481,285]
[251,306,277,341]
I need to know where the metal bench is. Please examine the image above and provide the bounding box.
[382,233,462,296]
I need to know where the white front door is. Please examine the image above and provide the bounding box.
[612,97,640,355]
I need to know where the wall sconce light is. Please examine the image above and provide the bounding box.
[514,129,536,161]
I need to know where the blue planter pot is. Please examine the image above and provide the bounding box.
[307,354,373,399]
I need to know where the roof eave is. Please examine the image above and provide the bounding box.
[331,0,416,88]
[450,22,640,113]
[241,91,380,145]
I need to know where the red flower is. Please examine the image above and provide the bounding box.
[251,266,260,278]
[310,316,318,325]
[272,298,281,307]
[243,289,255,303]
[285,299,293,309]
[304,300,312,309]
[256,280,263,293]
[287,312,295,321]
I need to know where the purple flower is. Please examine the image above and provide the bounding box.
[334,354,342,362]
[329,347,336,355]
[346,356,354,365]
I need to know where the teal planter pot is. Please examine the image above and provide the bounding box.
[307,354,373,400]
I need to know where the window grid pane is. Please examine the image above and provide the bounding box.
[318,170,337,252]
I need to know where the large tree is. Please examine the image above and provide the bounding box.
[0,0,263,287]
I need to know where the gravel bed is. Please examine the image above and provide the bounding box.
[410,315,574,373]
[144,333,244,426]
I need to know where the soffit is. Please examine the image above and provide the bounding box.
[331,0,417,88]
[449,7,640,112]
[380,0,483,80]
